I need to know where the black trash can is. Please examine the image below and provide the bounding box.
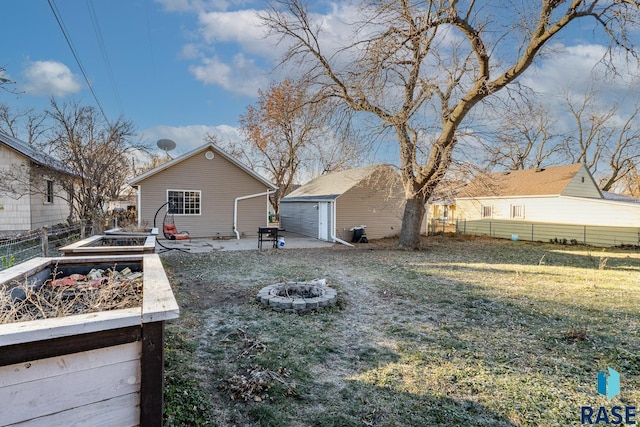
[351,226,368,243]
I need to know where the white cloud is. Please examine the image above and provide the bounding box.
[520,44,635,96]
[22,60,81,97]
[138,124,241,153]
[155,0,231,13]
[189,53,268,97]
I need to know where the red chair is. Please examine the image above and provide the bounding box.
[163,223,190,240]
[154,202,191,252]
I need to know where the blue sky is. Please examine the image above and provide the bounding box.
[0,0,638,159]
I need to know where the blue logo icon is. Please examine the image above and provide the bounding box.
[597,367,620,400]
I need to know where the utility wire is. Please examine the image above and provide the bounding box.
[47,0,111,125]
[86,0,124,115]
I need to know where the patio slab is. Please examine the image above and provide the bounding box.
[155,231,335,253]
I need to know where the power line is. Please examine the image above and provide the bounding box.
[86,0,124,115]
[47,0,111,125]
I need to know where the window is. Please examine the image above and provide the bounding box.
[511,205,524,218]
[44,180,54,204]
[168,190,201,215]
[481,205,492,218]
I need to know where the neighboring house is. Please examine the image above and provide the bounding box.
[455,163,640,246]
[0,130,74,233]
[280,165,405,242]
[128,143,277,239]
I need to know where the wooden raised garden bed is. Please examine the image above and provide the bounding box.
[58,235,156,256]
[0,254,179,427]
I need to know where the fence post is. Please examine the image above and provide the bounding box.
[531,224,534,241]
[41,227,48,257]
[584,226,587,245]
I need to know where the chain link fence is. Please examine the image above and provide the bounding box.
[0,225,82,271]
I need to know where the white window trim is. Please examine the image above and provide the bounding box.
[167,189,202,216]
[481,205,493,218]
[510,204,524,219]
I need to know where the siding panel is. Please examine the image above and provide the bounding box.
[335,169,404,241]
[136,149,271,238]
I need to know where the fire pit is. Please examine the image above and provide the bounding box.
[256,279,337,312]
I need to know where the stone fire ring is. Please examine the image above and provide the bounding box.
[256,279,337,312]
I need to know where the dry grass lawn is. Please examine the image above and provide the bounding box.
[161,235,640,426]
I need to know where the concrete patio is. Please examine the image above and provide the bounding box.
[155,231,336,253]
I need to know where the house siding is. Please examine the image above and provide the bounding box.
[29,174,71,230]
[456,195,640,227]
[334,170,404,241]
[561,165,602,198]
[0,146,30,232]
[136,149,271,238]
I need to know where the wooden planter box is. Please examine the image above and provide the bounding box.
[59,235,157,256]
[0,254,179,427]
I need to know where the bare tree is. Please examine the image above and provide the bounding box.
[231,78,365,216]
[0,67,17,96]
[46,99,141,234]
[0,103,48,144]
[562,88,640,191]
[483,95,564,170]
[262,0,640,248]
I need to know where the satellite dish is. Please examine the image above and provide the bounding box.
[157,138,176,152]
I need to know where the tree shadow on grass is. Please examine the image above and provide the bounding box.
[303,380,519,427]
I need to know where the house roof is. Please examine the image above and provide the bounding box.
[457,163,600,198]
[282,165,395,202]
[128,142,277,189]
[602,191,640,203]
[0,129,76,175]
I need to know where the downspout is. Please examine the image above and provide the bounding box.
[136,186,142,228]
[330,200,354,247]
[234,190,276,239]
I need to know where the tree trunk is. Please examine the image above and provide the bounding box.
[398,196,426,249]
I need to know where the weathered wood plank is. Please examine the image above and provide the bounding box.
[141,321,164,427]
[141,254,179,323]
[0,308,142,347]
[8,393,140,427]
[0,325,141,367]
[0,360,140,425]
[0,342,141,387]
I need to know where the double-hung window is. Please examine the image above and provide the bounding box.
[481,205,492,218]
[168,190,201,215]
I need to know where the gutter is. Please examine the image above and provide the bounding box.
[234,190,276,239]
[330,200,354,247]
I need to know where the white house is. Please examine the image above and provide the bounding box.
[0,130,74,233]
[455,163,640,246]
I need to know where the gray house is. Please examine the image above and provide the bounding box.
[280,165,405,243]
[0,130,73,233]
[129,143,277,239]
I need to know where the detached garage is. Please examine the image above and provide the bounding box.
[280,165,405,243]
